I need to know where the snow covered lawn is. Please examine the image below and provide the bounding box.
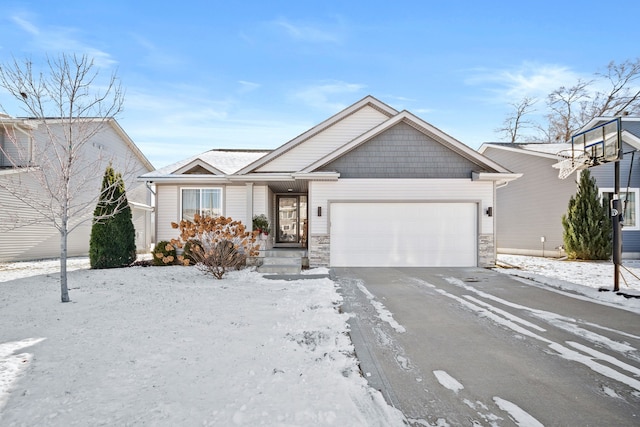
[2,254,639,426]
[0,261,405,426]
[497,255,640,313]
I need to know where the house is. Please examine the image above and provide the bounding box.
[140,96,520,268]
[580,117,640,258]
[0,115,154,262]
[478,143,578,257]
[479,116,640,258]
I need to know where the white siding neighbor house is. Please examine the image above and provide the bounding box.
[0,115,154,262]
[140,96,520,268]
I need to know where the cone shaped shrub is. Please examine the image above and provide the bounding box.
[562,169,612,260]
[89,165,137,268]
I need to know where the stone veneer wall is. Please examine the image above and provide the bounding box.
[478,234,496,267]
[309,234,330,267]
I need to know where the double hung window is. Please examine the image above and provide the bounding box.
[181,188,222,221]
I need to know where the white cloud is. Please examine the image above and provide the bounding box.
[238,80,261,94]
[291,81,366,111]
[11,16,39,35]
[466,62,587,103]
[10,14,117,68]
[272,18,344,44]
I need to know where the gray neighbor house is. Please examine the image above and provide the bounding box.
[480,117,640,259]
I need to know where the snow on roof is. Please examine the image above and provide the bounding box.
[143,149,271,178]
[484,142,573,156]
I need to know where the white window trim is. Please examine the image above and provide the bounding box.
[180,187,224,220]
[600,188,640,231]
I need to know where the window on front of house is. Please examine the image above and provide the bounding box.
[601,189,639,230]
[181,188,222,221]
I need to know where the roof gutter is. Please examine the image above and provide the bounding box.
[472,172,522,188]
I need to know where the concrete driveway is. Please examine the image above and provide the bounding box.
[332,267,640,427]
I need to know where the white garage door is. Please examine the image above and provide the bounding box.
[330,202,477,267]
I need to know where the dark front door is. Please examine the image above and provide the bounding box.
[276,195,307,246]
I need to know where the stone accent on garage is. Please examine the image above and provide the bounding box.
[309,234,330,267]
[479,234,496,267]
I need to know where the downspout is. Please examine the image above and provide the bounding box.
[145,181,157,250]
[246,182,254,230]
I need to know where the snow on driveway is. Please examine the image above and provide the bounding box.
[0,260,405,426]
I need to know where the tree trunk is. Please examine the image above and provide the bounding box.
[60,211,70,303]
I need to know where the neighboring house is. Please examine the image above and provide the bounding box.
[478,143,579,257]
[581,117,640,258]
[141,96,520,268]
[0,115,154,262]
[480,116,640,258]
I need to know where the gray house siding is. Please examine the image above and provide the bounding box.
[588,141,640,256]
[482,146,576,257]
[320,122,479,178]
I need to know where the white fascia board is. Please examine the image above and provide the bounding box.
[291,171,340,180]
[622,130,640,151]
[137,175,232,184]
[228,173,296,182]
[478,143,560,160]
[173,158,224,175]
[472,172,522,184]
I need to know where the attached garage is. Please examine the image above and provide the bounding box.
[329,202,478,267]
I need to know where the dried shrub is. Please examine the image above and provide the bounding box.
[151,240,176,266]
[182,239,203,265]
[171,215,260,279]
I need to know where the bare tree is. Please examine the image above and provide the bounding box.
[588,59,640,117]
[546,79,592,142]
[498,58,640,143]
[0,54,125,302]
[496,96,537,143]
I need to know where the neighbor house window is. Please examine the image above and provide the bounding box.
[601,188,639,231]
[181,188,222,221]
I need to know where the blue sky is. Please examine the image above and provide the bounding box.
[1,1,639,168]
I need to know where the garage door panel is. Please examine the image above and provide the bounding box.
[330,202,476,267]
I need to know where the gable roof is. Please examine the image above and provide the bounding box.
[235,95,398,175]
[140,149,271,181]
[303,110,512,174]
[478,142,571,160]
[8,116,154,172]
[480,129,640,159]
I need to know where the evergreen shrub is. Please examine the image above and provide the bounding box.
[152,241,177,266]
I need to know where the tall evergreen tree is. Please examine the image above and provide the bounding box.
[89,165,137,268]
[562,169,612,260]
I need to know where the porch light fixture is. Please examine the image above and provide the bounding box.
[486,207,493,217]
[317,206,322,216]
[287,188,293,192]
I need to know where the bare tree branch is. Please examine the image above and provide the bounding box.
[496,97,538,143]
[0,54,128,303]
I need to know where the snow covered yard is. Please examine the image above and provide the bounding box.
[497,255,640,313]
[0,261,405,426]
[2,254,640,426]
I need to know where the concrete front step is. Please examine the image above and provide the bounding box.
[255,249,307,274]
[261,249,307,258]
[257,264,301,274]
[262,256,301,266]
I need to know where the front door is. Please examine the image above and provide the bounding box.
[276,195,307,246]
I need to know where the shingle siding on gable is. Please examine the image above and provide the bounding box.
[318,122,478,178]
